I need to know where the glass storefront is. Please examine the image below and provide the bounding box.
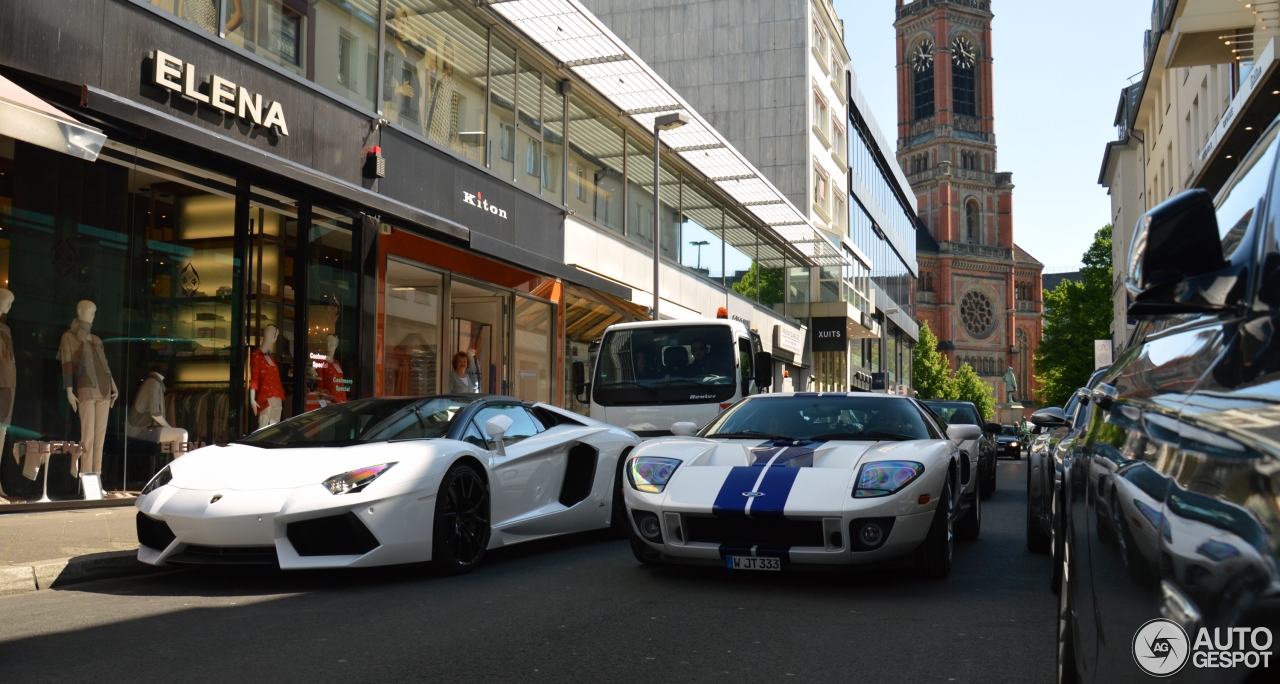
[0,132,379,504]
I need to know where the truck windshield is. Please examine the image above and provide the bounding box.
[592,325,737,406]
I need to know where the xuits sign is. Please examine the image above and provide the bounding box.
[811,317,849,353]
[150,50,289,136]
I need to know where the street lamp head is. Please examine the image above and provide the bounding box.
[689,240,710,247]
[654,111,690,131]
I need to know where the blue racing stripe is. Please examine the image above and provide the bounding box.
[712,467,763,517]
[749,467,800,519]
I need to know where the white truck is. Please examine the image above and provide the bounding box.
[570,318,773,437]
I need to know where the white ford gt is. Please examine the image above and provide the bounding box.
[135,395,640,573]
[622,393,983,578]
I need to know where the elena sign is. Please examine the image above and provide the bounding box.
[150,50,289,136]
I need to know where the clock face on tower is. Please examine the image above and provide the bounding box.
[912,40,934,72]
[952,36,976,69]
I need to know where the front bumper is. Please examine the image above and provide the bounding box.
[134,475,440,569]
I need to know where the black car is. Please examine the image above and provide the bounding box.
[923,400,998,499]
[994,424,1022,459]
[1056,119,1280,683]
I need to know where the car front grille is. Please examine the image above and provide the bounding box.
[682,515,826,548]
[166,545,279,565]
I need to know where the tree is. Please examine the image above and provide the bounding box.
[953,362,995,420]
[912,320,956,400]
[1035,224,1113,408]
[730,262,784,306]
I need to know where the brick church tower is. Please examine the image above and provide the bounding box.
[894,0,1042,405]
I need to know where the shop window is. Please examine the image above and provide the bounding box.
[225,0,308,76]
[541,74,565,203]
[306,210,358,411]
[150,0,220,34]
[624,139,679,257]
[679,181,724,284]
[567,95,624,235]
[383,258,443,396]
[244,188,300,435]
[488,38,517,179]
[517,60,544,197]
[383,0,489,165]
[513,295,552,403]
[724,216,756,299]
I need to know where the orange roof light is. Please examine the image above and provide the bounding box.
[716,307,728,319]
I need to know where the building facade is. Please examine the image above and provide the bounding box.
[0,0,830,506]
[1100,0,1280,352]
[577,0,920,392]
[895,0,1041,405]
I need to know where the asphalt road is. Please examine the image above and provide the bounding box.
[0,456,1054,684]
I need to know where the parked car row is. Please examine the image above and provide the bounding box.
[1038,117,1280,683]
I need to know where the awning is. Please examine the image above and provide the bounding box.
[0,74,106,161]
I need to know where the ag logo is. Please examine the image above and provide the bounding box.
[1132,618,1189,677]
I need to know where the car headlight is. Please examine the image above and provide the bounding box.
[1010,441,1019,448]
[322,463,397,495]
[141,466,172,496]
[853,461,924,498]
[627,457,681,493]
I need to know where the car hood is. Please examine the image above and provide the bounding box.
[639,437,930,470]
[165,442,423,492]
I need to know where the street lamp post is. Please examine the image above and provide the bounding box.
[652,111,689,319]
[689,239,709,271]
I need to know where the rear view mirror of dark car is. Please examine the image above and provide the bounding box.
[1126,189,1230,316]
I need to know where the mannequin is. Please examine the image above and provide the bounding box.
[248,324,285,428]
[58,300,118,476]
[127,370,189,456]
[0,290,12,497]
[317,334,347,403]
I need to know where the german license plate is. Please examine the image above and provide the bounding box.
[726,556,780,571]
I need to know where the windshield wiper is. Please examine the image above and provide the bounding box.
[653,377,724,387]
[598,381,657,393]
[706,430,793,441]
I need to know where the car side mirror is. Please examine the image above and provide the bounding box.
[753,351,773,390]
[947,424,982,444]
[571,361,588,402]
[671,421,698,437]
[485,414,514,456]
[1126,189,1229,317]
[1029,407,1070,429]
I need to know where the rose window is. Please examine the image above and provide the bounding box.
[960,290,995,337]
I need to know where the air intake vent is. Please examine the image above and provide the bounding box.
[136,512,177,551]
[287,512,380,556]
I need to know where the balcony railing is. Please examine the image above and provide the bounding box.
[918,291,937,304]
[940,241,1015,260]
[1016,299,1040,313]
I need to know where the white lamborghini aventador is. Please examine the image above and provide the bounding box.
[622,393,984,578]
[135,395,640,574]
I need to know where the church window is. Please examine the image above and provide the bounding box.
[952,36,977,118]
[965,199,980,244]
[960,289,996,338]
[911,39,935,120]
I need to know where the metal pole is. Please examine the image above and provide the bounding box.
[652,123,661,320]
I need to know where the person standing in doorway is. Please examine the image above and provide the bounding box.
[449,351,476,394]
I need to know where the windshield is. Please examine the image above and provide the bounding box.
[923,402,980,426]
[701,395,934,442]
[592,324,739,406]
[237,397,470,448]
[1000,425,1018,437]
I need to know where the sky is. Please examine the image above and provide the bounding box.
[833,0,1154,272]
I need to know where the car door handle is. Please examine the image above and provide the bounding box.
[1160,580,1202,635]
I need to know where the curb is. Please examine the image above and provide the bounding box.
[0,550,157,597]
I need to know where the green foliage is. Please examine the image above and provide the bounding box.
[731,262,785,306]
[953,363,995,420]
[912,320,957,400]
[1035,224,1114,408]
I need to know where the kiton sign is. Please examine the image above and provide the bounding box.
[150,50,289,136]
[463,191,508,219]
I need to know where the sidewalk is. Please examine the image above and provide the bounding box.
[0,507,155,596]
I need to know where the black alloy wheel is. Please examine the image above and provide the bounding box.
[1027,464,1051,553]
[610,450,631,538]
[917,471,954,579]
[956,481,981,540]
[432,463,491,575]
[1057,535,1082,684]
